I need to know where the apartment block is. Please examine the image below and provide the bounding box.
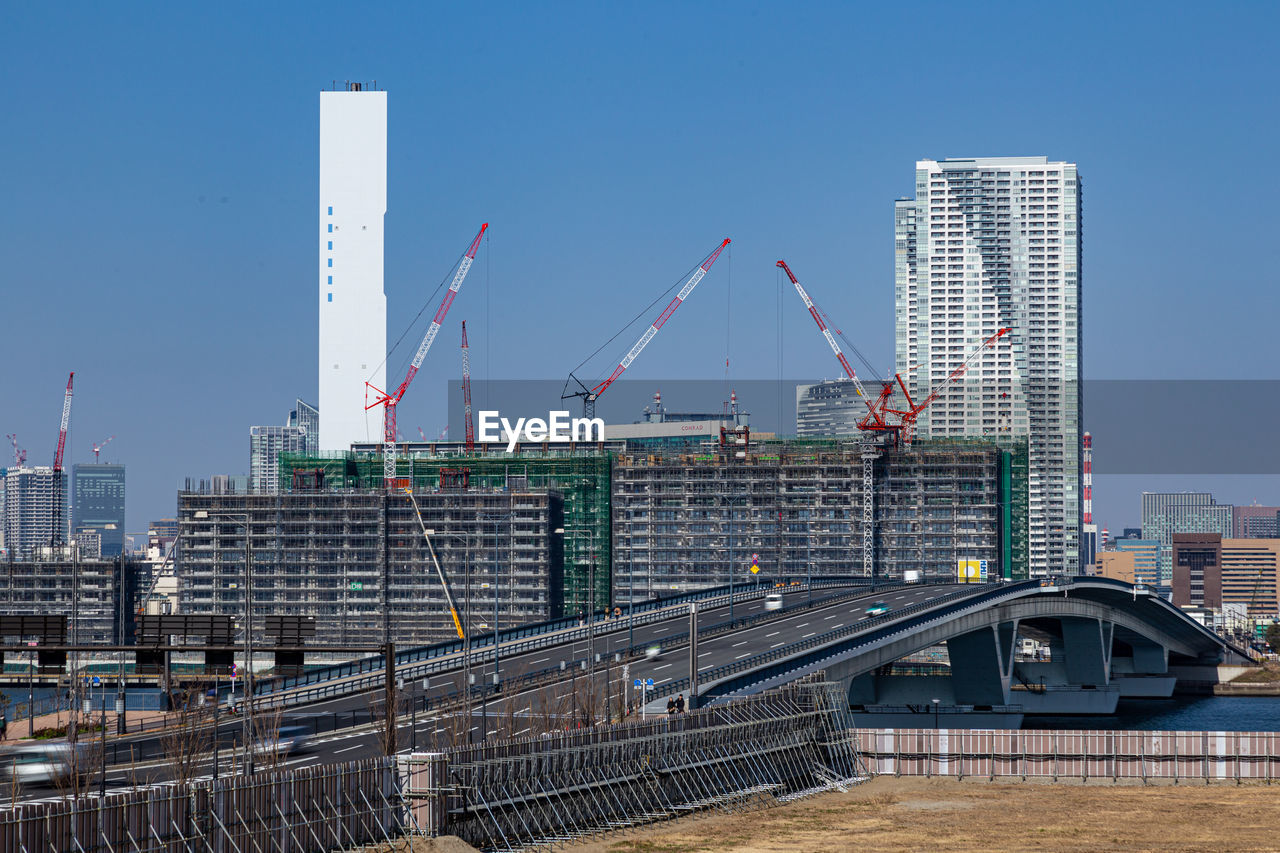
[3,467,69,558]
[611,437,1026,600]
[177,488,560,647]
[895,157,1082,576]
[0,554,136,643]
[1221,539,1280,617]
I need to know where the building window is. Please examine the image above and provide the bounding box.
[327,224,333,233]
[327,293,333,302]
[327,275,333,285]
[328,241,333,250]
[328,206,333,215]
[327,258,333,268]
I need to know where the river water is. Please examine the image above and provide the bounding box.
[1027,696,1280,732]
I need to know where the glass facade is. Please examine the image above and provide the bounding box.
[72,463,126,557]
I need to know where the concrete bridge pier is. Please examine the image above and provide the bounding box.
[1110,636,1177,698]
[947,621,1018,707]
[1014,617,1120,714]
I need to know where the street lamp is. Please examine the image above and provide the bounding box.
[932,697,941,729]
[193,509,254,775]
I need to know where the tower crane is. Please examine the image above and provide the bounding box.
[779,258,1010,577]
[461,321,474,452]
[52,373,74,547]
[365,223,487,488]
[564,238,730,418]
[92,435,115,462]
[6,434,26,467]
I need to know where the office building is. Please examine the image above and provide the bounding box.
[1172,534,1280,617]
[895,157,1082,576]
[1114,538,1161,586]
[177,488,559,647]
[1221,539,1280,617]
[1097,550,1136,584]
[249,425,308,494]
[1172,533,1222,609]
[318,84,387,451]
[2,466,69,558]
[1234,504,1280,539]
[71,463,126,556]
[288,399,320,454]
[1142,492,1233,586]
[795,380,867,437]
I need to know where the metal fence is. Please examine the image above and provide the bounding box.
[0,758,407,853]
[860,728,1280,783]
[404,678,868,850]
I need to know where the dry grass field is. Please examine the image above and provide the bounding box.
[568,775,1280,852]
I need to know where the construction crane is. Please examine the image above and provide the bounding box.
[461,321,474,452]
[5,434,26,467]
[779,259,1011,577]
[403,489,467,639]
[51,373,74,547]
[92,435,115,462]
[776,260,897,437]
[564,238,731,418]
[365,223,487,488]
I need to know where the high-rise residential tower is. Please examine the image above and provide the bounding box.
[3,467,68,557]
[318,84,386,451]
[895,157,1082,576]
[288,398,320,455]
[71,463,126,556]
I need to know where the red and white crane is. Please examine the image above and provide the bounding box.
[565,238,730,418]
[52,372,74,546]
[6,434,26,467]
[776,259,897,436]
[365,223,487,487]
[92,435,115,462]
[461,321,474,452]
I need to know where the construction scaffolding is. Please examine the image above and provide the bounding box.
[280,446,611,619]
[612,436,1029,597]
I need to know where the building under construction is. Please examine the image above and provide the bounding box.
[611,436,1028,601]
[177,486,562,648]
[0,552,136,644]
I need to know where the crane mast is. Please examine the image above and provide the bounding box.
[461,321,474,452]
[566,238,730,417]
[366,224,487,487]
[92,435,115,462]
[6,434,26,467]
[51,372,74,547]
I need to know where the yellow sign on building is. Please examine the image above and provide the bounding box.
[957,559,989,583]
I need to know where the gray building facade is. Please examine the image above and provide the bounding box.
[1141,492,1234,587]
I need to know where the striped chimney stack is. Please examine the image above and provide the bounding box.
[1083,431,1093,525]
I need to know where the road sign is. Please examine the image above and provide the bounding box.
[634,678,642,687]
[750,553,760,574]
[349,581,364,591]
[645,678,654,687]
[92,676,101,686]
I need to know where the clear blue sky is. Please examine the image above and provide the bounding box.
[3,2,1278,539]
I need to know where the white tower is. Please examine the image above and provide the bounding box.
[319,84,387,451]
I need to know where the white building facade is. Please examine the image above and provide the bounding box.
[3,466,69,557]
[895,157,1082,576]
[318,85,387,451]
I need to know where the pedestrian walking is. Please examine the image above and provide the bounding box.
[666,696,676,716]
[675,694,685,714]
[0,712,7,741]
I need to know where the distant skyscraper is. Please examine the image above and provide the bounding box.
[1114,538,1160,586]
[249,425,308,493]
[288,399,320,454]
[896,157,1083,576]
[318,84,386,451]
[72,463,126,556]
[795,380,866,436]
[3,467,68,557]
[1142,492,1234,586]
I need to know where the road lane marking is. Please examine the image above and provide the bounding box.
[803,632,815,638]
[766,631,780,637]
[796,623,809,628]
[824,614,838,619]
[699,652,712,658]
[732,641,748,647]
[771,642,786,648]
[654,663,672,670]
[735,653,751,659]
[333,744,363,754]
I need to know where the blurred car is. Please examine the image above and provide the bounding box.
[0,743,87,786]
[645,644,662,661]
[252,725,311,757]
[764,593,783,611]
[864,602,891,616]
